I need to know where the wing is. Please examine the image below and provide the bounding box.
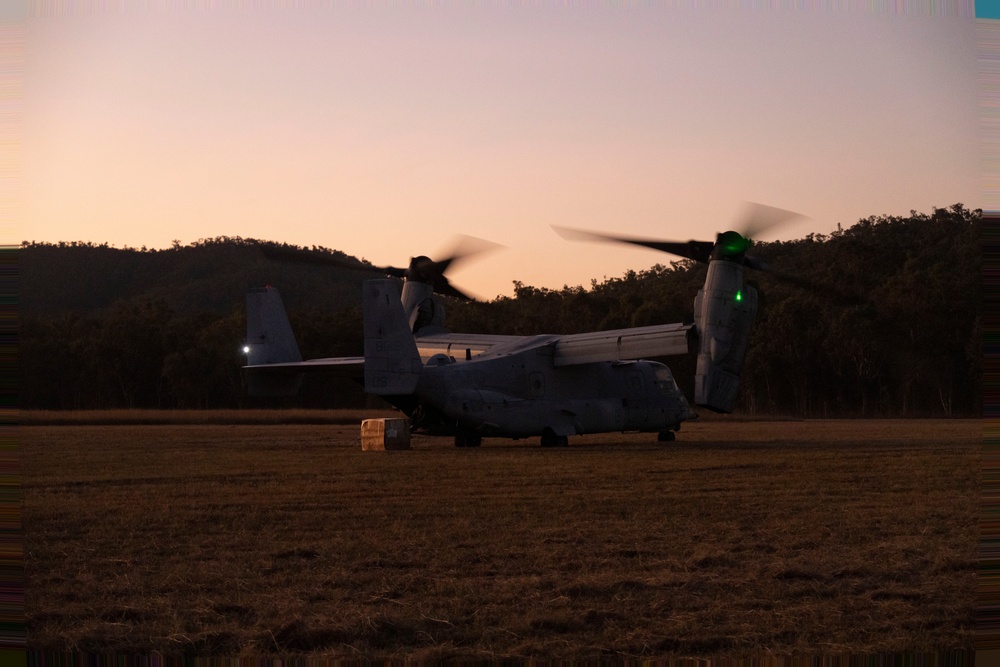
[553,323,694,366]
[415,323,694,366]
[414,332,526,361]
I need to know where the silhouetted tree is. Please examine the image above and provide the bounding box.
[19,206,982,415]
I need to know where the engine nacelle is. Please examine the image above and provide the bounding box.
[401,280,448,334]
[693,259,757,412]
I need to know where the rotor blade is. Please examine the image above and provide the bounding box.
[735,202,809,240]
[259,244,406,277]
[419,235,502,301]
[432,275,474,301]
[260,236,499,300]
[552,226,715,264]
[764,268,863,307]
[431,235,504,275]
[745,253,862,305]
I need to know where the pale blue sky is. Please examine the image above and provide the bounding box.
[23,2,979,298]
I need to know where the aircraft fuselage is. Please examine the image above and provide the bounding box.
[392,337,691,439]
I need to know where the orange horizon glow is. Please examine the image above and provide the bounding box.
[20,5,980,299]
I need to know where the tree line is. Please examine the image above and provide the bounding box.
[19,204,981,416]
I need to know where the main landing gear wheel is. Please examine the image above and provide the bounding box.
[540,432,569,447]
[657,431,676,443]
[455,434,482,448]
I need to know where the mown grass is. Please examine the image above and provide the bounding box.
[21,419,979,659]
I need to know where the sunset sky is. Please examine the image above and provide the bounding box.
[22,1,980,299]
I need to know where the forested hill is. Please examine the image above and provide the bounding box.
[19,204,981,417]
[20,237,374,316]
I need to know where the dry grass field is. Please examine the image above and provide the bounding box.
[21,417,979,660]
[18,409,401,426]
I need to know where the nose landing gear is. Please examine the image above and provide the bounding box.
[455,434,482,447]
[540,429,569,447]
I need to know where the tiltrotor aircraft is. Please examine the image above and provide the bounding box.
[243,204,805,447]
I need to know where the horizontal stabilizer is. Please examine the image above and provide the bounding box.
[244,357,365,374]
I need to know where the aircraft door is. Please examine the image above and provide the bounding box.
[625,370,648,428]
[528,372,545,399]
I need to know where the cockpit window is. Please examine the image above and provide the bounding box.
[652,364,680,393]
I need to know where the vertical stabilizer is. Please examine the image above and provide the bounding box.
[246,287,301,364]
[364,280,422,395]
[245,286,303,396]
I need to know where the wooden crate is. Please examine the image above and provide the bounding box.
[360,418,411,451]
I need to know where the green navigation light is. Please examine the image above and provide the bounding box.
[735,290,743,302]
[716,231,751,258]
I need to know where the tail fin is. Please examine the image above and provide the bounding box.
[245,287,303,397]
[363,280,422,395]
